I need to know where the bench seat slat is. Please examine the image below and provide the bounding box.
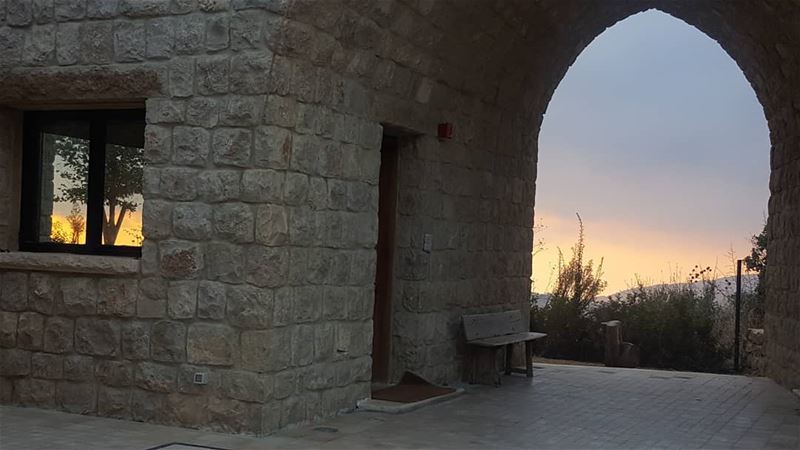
[467,332,547,347]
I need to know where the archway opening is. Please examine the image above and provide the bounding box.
[532,9,771,373]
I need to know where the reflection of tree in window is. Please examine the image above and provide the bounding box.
[54,137,143,246]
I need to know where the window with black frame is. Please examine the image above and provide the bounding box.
[20,110,145,257]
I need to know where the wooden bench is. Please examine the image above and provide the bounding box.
[463,311,547,385]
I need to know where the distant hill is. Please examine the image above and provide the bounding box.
[532,274,758,308]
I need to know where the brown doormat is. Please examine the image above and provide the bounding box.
[371,372,456,403]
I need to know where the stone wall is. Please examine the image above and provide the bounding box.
[0,0,798,436]
[0,0,381,434]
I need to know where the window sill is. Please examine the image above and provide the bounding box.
[0,251,139,276]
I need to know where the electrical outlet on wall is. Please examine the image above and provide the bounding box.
[423,233,433,252]
[193,372,208,385]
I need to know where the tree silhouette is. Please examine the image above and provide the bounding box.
[54,136,143,245]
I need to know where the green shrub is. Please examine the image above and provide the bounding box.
[590,279,730,371]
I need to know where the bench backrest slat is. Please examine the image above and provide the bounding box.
[463,311,525,341]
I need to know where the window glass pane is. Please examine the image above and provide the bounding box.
[39,120,90,245]
[103,119,145,246]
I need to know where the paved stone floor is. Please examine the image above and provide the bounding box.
[1,364,798,449]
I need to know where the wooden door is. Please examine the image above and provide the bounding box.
[372,135,398,382]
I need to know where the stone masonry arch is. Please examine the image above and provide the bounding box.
[0,0,797,435]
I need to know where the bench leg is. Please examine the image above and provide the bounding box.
[525,341,533,378]
[504,344,513,375]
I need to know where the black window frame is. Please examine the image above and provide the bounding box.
[20,109,145,258]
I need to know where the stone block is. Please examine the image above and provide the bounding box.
[60,277,96,316]
[173,203,212,240]
[283,172,308,205]
[212,128,252,168]
[135,362,176,392]
[289,247,311,286]
[197,170,241,203]
[168,281,197,319]
[75,318,120,357]
[142,199,173,239]
[206,242,245,283]
[56,22,79,65]
[187,323,235,366]
[314,322,334,362]
[120,0,170,17]
[240,328,290,372]
[121,321,150,360]
[263,95,297,128]
[159,240,204,279]
[24,24,56,66]
[207,396,261,434]
[273,369,296,399]
[159,168,199,201]
[175,14,204,54]
[87,0,118,18]
[163,392,208,427]
[293,286,322,324]
[79,21,114,64]
[288,206,316,246]
[213,203,254,242]
[15,378,55,407]
[0,348,30,376]
[186,97,219,128]
[226,284,273,329]
[63,355,93,381]
[43,317,74,353]
[114,21,146,62]
[272,287,293,327]
[0,311,17,347]
[221,370,271,403]
[97,278,138,317]
[0,27,25,68]
[255,204,289,246]
[28,273,57,314]
[55,0,86,20]
[196,55,229,95]
[131,389,164,422]
[95,360,133,387]
[230,50,273,94]
[308,177,327,209]
[1,272,28,311]
[245,245,288,288]
[146,98,186,124]
[230,9,265,50]
[7,0,33,26]
[206,14,229,51]
[146,17,174,59]
[150,320,186,362]
[31,352,63,379]
[220,95,264,127]
[98,386,131,419]
[137,277,167,318]
[254,125,292,169]
[169,57,194,97]
[17,312,45,350]
[241,169,283,203]
[173,126,210,167]
[58,381,96,414]
[197,281,226,320]
[291,325,314,367]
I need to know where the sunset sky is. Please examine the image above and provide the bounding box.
[533,10,770,294]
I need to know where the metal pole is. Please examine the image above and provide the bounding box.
[734,259,742,372]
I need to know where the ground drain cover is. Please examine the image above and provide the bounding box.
[146,443,230,450]
[314,426,339,433]
[598,370,617,374]
[649,375,671,379]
